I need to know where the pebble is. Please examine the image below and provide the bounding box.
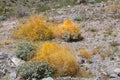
[0,52,8,59]
[42,77,54,80]
[109,73,118,78]
[0,69,5,76]
[114,68,120,74]
[10,57,25,66]
[10,71,16,79]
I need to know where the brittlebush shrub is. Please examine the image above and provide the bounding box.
[12,14,54,41]
[16,61,55,79]
[53,19,81,41]
[33,42,79,76]
[15,41,36,61]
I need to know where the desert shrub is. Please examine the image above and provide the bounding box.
[33,41,79,76]
[79,49,91,61]
[16,61,55,80]
[110,41,120,47]
[53,19,81,41]
[108,1,120,12]
[12,14,54,41]
[86,0,108,3]
[74,15,83,21]
[15,41,36,61]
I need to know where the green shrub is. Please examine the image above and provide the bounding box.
[15,41,35,61]
[16,61,55,79]
[74,15,83,21]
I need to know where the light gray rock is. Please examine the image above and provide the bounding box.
[71,8,76,13]
[10,71,16,79]
[109,73,118,78]
[0,69,5,76]
[0,52,7,59]
[114,68,120,74]
[5,65,14,73]
[32,78,36,80]
[42,77,54,80]
[10,57,25,67]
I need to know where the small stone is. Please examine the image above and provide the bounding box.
[97,77,101,80]
[114,68,120,74]
[67,5,71,8]
[10,57,25,66]
[118,73,120,77]
[5,65,14,73]
[109,73,118,78]
[10,71,16,79]
[42,77,54,80]
[32,78,36,80]
[71,8,76,13]
[57,11,64,15]
[0,52,8,59]
[0,70,5,76]
[0,16,6,20]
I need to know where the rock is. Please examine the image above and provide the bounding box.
[4,65,14,73]
[0,69,5,76]
[0,52,8,59]
[114,68,120,74]
[57,11,64,15]
[9,57,25,67]
[96,77,101,80]
[0,16,6,20]
[109,73,118,78]
[32,78,36,80]
[42,77,54,80]
[71,8,76,13]
[118,73,120,77]
[67,5,71,8]
[10,71,16,79]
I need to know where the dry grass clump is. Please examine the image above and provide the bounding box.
[53,19,81,41]
[79,48,99,61]
[79,49,91,61]
[0,39,14,45]
[12,14,54,41]
[33,41,79,76]
[108,1,120,11]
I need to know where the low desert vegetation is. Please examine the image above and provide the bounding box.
[12,14,54,41]
[33,41,79,77]
[86,0,108,3]
[0,0,77,18]
[108,0,120,19]
[12,14,82,42]
[53,19,81,41]
[15,41,36,61]
[79,49,91,61]
[79,48,100,61]
[110,41,120,47]
[1,0,120,80]
[108,1,120,12]
[16,61,55,80]
[0,39,14,46]
[15,41,93,78]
